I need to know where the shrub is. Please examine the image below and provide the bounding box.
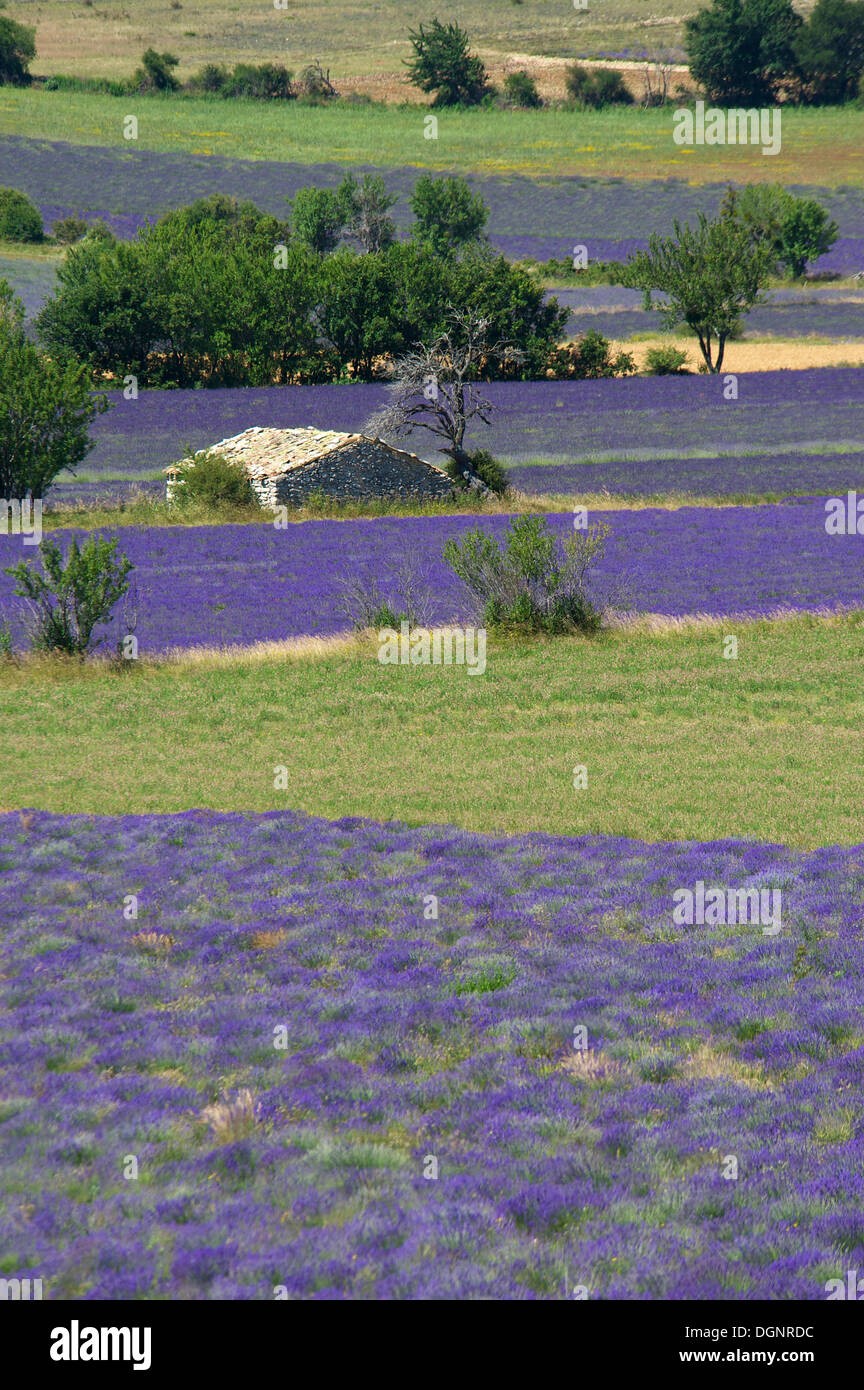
[446,449,509,496]
[225,63,295,100]
[503,70,542,107]
[52,216,89,245]
[189,62,228,94]
[443,514,609,634]
[0,188,43,243]
[405,18,490,106]
[298,61,338,100]
[82,218,117,244]
[644,343,689,374]
[565,63,633,107]
[4,535,133,655]
[547,330,636,379]
[0,16,35,86]
[172,449,258,508]
[133,49,180,93]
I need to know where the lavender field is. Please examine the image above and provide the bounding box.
[509,451,864,499]
[558,288,864,341]
[1,808,862,1299]
[4,134,864,259]
[47,369,864,508]
[1,502,861,653]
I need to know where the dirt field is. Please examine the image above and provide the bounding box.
[617,337,864,372]
[7,0,696,86]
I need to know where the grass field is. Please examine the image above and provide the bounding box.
[3,614,863,848]
[2,87,862,184]
[4,0,694,83]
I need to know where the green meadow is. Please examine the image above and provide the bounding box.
[3,614,863,848]
[2,87,864,184]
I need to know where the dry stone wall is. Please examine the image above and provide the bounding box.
[255,441,453,506]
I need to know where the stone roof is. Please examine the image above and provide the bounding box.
[165,426,443,480]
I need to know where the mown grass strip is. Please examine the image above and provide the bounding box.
[2,613,863,847]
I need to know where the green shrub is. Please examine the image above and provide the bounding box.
[446,449,509,496]
[547,330,636,379]
[443,514,609,634]
[503,70,542,107]
[644,344,689,374]
[225,63,295,100]
[565,63,633,108]
[0,188,43,243]
[52,216,89,245]
[82,219,117,244]
[133,49,180,93]
[172,449,258,508]
[190,62,228,94]
[4,535,133,656]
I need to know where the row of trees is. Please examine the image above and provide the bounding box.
[35,190,569,387]
[686,0,864,105]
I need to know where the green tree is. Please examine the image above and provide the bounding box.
[0,16,35,86]
[0,314,109,498]
[0,188,43,243]
[796,0,864,103]
[235,240,323,385]
[316,249,400,378]
[721,184,839,276]
[36,236,157,379]
[449,246,569,376]
[5,535,132,655]
[684,0,802,104]
[405,18,490,106]
[410,175,488,255]
[289,186,349,254]
[621,213,774,372]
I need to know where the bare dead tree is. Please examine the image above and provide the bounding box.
[366,309,522,474]
[642,49,675,107]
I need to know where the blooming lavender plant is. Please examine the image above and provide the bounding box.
[1,808,862,1299]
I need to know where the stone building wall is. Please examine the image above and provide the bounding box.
[251,440,453,507]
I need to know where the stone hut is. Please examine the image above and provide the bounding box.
[164,426,453,508]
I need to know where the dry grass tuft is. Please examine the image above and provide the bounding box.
[561,1048,624,1081]
[132,931,175,954]
[201,1089,258,1143]
[250,929,292,949]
